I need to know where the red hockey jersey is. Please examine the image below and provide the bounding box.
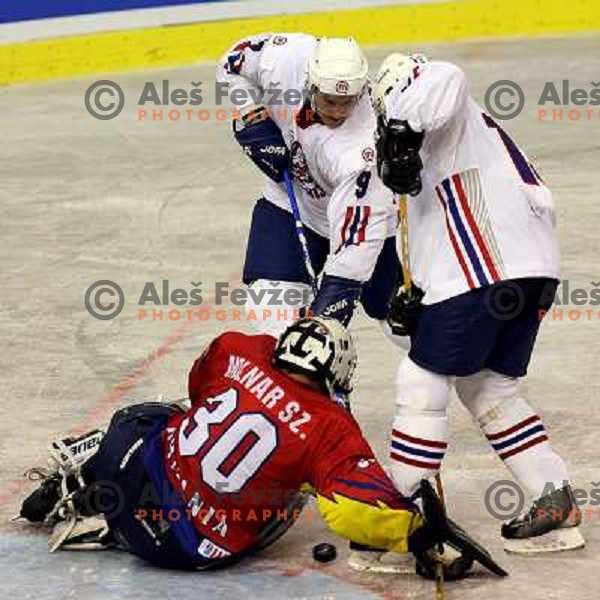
[161,331,422,558]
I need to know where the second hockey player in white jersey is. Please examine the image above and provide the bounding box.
[216,34,399,334]
[371,53,584,557]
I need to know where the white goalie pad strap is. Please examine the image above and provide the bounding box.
[49,516,111,553]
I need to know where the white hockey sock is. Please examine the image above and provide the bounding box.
[457,371,570,500]
[481,402,569,500]
[389,414,448,498]
[389,358,452,498]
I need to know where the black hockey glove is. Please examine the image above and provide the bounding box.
[309,274,362,327]
[234,106,289,183]
[387,281,424,337]
[376,117,424,196]
[409,479,509,581]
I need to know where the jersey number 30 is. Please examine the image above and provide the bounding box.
[178,388,277,493]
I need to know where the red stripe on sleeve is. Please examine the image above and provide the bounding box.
[357,206,371,243]
[435,186,476,289]
[452,174,501,282]
[340,207,353,244]
[334,207,355,254]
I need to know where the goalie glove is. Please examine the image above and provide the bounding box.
[233,106,289,183]
[409,479,509,580]
[387,282,424,337]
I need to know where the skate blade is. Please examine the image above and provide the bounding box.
[504,526,585,554]
[347,550,415,574]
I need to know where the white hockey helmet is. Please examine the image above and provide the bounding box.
[373,53,427,116]
[307,37,369,97]
[273,316,357,394]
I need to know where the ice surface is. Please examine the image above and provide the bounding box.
[1,35,599,600]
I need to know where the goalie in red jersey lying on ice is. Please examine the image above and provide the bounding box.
[18,317,505,579]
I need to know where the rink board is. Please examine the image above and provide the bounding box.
[1,0,600,84]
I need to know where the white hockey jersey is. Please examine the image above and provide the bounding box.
[217,33,397,283]
[383,57,560,304]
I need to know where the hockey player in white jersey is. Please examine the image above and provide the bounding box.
[216,34,399,334]
[371,53,584,556]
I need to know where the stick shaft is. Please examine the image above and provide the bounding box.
[399,194,446,600]
[398,194,412,288]
[283,170,319,296]
[435,474,446,509]
[435,561,445,600]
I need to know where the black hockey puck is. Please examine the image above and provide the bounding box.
[313,542,337,563]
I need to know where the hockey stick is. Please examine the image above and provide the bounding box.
[282,170,352,411]
[282,170,319,297]
[398,194,412,288]
[398,194,446,599]
[398,196,445,508]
